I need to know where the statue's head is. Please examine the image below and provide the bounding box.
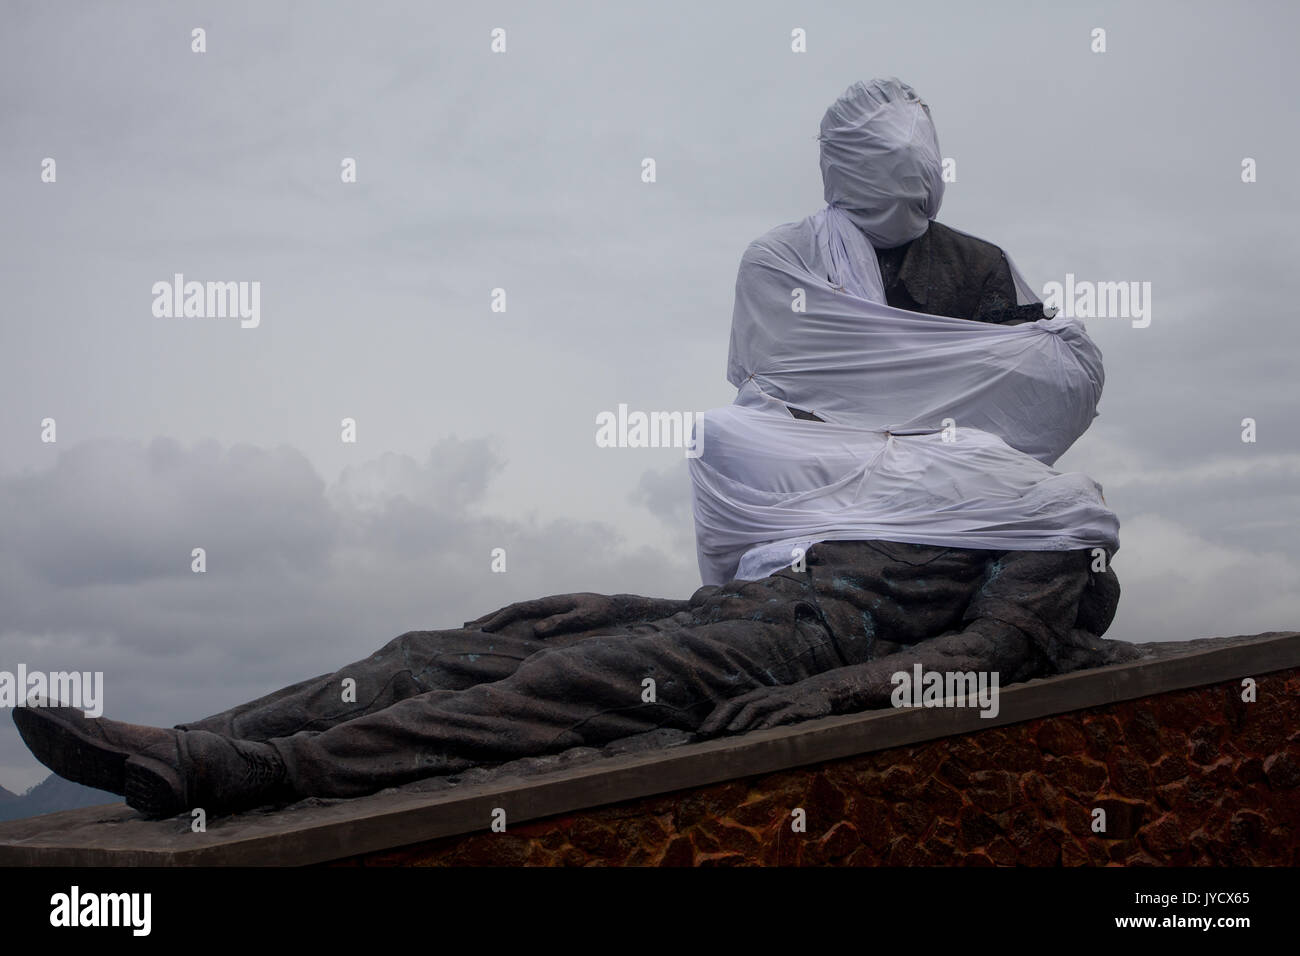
[818,78,945,249]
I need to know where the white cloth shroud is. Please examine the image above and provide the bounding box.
[688,202,1119,587]
[688,78,1119,586]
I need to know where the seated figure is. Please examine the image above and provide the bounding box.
[14,78,1141,819]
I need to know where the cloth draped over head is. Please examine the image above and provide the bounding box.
[688,78,1119,587]
[820,78,945,249]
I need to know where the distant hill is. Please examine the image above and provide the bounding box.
[0,775,121,822]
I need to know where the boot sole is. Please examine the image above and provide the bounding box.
[124,754,186,819]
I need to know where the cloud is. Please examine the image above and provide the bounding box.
[1,437,334,591]
[631,462,693,530]
[1108,513,1300,644]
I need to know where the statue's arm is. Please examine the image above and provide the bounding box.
[465,585,720,638]
[698,619,1041,736]
[608,587,717,624]
[973,251,1019,322]
[697,658,894,736]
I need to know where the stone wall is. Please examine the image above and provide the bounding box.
[336,668,1300,866]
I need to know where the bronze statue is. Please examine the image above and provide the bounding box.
[13,78,1140,819]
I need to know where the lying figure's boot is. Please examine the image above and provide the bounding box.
[124,729,293,819]
[13,700,169,798]
[13,702,295,819]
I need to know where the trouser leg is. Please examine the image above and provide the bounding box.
[268,577,841,798]
[177,626,553,741]
[178,594,711,741]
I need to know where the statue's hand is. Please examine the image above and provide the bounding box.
[698,683,833,737]
[464,593,628,638]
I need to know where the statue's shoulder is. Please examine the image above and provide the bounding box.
[926,220,1009,268]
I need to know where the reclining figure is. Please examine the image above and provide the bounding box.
[14,78,1142,818]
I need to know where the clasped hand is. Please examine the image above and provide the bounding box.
[698,680,835,736]
[464,593,627,638]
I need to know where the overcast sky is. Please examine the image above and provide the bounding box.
[2,0,1297,792]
